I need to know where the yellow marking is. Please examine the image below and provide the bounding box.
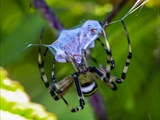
[126,59,131,63]
[123,66,128,73]
[129,45,132,52]
[102,29,110,50]
[38,54,42,62]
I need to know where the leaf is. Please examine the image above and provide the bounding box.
[0,67,57,120]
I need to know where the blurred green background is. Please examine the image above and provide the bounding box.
[1,0,159,120]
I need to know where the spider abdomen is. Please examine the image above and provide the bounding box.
[81,81,97,97]
[79,72,97,96]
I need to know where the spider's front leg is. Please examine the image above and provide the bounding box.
[38,50,61,100]
[97,38,115,70]
[96,30,116,84]
[38,29,61,100]
[98,20,132,84]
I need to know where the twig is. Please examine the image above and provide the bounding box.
[102,0,128,25]
[89,91,108,120]
[33,0,64,31]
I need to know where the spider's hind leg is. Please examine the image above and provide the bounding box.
[90,66,117,91]
[38,29,61,100]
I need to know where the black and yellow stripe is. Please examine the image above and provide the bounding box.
[81,81,97,96]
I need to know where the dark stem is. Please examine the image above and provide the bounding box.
[102,0,128,25]
[89,91,108,120]
[33,0,64,31]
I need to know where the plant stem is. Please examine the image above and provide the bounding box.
[33,0,64,31]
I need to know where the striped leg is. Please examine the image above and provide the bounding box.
[38,28,60,100]
[90,66,117,91]
[102,29,115,71]
[111,20,132,84]
[41,47,48,66]
[65,52,85,112]
[97,38,112,82]
[40,45,56,84]
[82,49,89,67]
[51,58,56,83]
[97,38,115,70]
[65,51,78,72]
[54,73,85,113]
[40,46,69,94]
[115,20,132,83]
[71,73,85,112]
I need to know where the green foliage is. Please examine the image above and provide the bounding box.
[1,0,159,120]
[0,67,57,120]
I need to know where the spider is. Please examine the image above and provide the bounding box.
[38,18,132,112]
[36,0,150,113]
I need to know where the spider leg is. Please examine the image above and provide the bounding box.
[41,45,57,85]
[103,29,116,71]
[90,66,117,91]
[71,73,85,112]
[65,51,78,72]
[40,44,59,92]
[95,20,132,84]
[49,55,73,94]
[96,38,112,83]
[97,38,115,70]
[51,58,56,83]
[53,73,85,112]
[65,52,85,112]
[114,20,132,83]
[38,29,61,100]
[82,49,89,67]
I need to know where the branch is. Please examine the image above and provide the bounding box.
[33,0,64,31]
[102,0,128,25]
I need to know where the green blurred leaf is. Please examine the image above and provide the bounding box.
[0,67,57,120]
